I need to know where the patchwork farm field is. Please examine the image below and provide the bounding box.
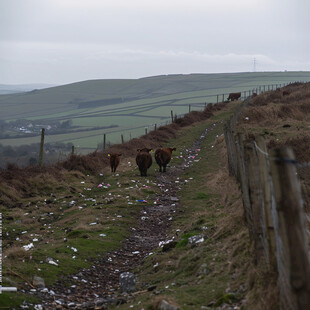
[1,71,310,151]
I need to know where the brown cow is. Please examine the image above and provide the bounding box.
[283,90,290,96]
[109,153,122,173]
[136,148,153,176]
[227,92,241,101]
[155,147,176,172]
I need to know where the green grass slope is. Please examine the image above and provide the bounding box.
[1,72,310,151]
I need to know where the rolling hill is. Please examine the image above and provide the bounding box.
[1,71,310,153]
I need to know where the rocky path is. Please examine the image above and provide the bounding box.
[30,124,217,309]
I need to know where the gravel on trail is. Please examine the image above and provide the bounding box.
[28,125,218,309]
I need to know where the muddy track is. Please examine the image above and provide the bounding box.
[32,124,218,309]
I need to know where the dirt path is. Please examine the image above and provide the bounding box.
[32,124,216,309]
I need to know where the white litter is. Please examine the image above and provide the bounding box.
[23,243,34,251]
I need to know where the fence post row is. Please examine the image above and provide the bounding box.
[223,91,310,309]
[96,82,299,150]
[270,148,310,310]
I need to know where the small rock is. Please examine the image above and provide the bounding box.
[162,241,177,252]
[81,301,95,309]
[119,272,136,293]
[33,276,45,289]
[147,285,157,291]
[157,299,179,310]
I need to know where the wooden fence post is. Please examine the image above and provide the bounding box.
[235,134,251,220]
[222,94,225,102]
[256,136,276,268]
[217,95,219,103]
[121,134,124,144]
[154,124,157,131]
[171,110,174,123]
[71,145,75,155]
[145,128,148,135]
[270,147,310,309]
[244,141,265,264]
[103,134,106,150]
[39,128,45,168]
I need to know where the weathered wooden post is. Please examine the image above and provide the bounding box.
[256,136,276,268]
[217,95,219,103]
[222,94,225,102]
[270,147,310,309]
[154,124,157,131]
[145,128,147,135]
[103,134,106,150]
[39,128,45,168]
[71,145,74,155]
[121,134,124,144]
[171,110,174,123]
[244,140,265,264]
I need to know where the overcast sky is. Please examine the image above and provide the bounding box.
[1,0,309,85]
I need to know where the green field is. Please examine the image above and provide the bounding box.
[1,71,310,150]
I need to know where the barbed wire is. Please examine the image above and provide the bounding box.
[253,141,310,168]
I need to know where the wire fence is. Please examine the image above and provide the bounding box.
[223,97,310,309]
[1,81,307,168]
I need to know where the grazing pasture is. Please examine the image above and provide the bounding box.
[1,72,310,154]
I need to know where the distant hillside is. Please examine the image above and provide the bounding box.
[0,83,56,95]
[1,71,310,154]
[1,72,310,107]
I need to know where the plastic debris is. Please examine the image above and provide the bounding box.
[23,243,34,251]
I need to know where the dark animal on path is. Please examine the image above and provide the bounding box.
[136,148,153,176]
[227,92,241,101]
[109,153,121,173]
[155,147,176,172]
[283,91,290,96]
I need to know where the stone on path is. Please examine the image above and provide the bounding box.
[119,272,136,293]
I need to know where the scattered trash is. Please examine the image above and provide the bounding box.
[23,243,34,251]
[46,257,58,266]
[188,234,205,244]
[137,199,149,203]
